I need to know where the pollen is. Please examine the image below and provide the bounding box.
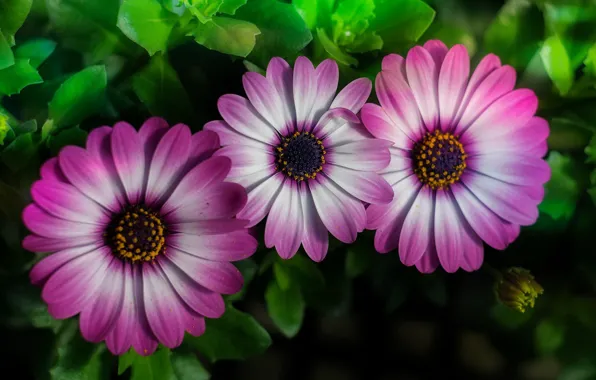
[105,205,167,263]
[274,131,326,182]
[412,130,467,190]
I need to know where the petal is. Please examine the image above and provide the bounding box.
[327,138,392,171]
[165,249,243,295]
[142,264,185,349]
[415,245,440,274]
[59,146,120,212]
[360,103,413,150]
[399,186,434,266]
[145,124,192,206]
[243,71,286,131]
[300,186,329,262]
[217,94,277,144]
[468,154,551,186]
[158,254,225,318]
[31,180,108,224]
[423,40,448,66]
[23,204,103,239]
[434,190,464,273]
[204,120,266,150]
[214,144,274,178]
[183,311,206,337]
[265,181,303,259]
[131,266,159,356]
[105,263,135,355]
[330,77,372,113]
[169,219,248,235]
[311,107,360,138]
[186,130,221,169]
[382,54,405,75]
[454,65,517,134]
[111,122,146,204]
[308,59,339,127]
[23,234,101,253]
[266,57,295,134]
[376,71,422,141]
[40,157,68,183]
[293,56,317,130]
[167,231,257,262]
[405,46,439,130]
[237,172,284,227]
[325,165,394,204]
[460,230,484,272]
[438,45,470,131]
[461,171,539,226]
[323,119,373,147]
[30,243,102,285]
[79,259,125,342]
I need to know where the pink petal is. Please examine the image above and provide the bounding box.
[293,56,317,130]
[23,204,103,239]
[405,46,439,130]
[415,245,440,274]
[30,243,102,285]
[183,310,206,337]
[236,172,284,227]
[243,71,286,131]
[460,230,484,272]
[167,231,257,262]
[468,154,551,186]
[169,219,248,235]
[399,186,434,266]
[311,107,360,138]
[217,94,277,144]
[131,266,159,356]
[110,122,145,204]
[438,45,469,131]
[23,234,101,253]
[40,157,68,183]
[186,129,221,169]
[327,138,392,172]
[434,190,464,273]
[214,144,274,178]
[323,119,373,147]
[105,263,136,355]
[325,164,394,204]
[265,181,303,259]
[204,120,266,149]
[266,57,295,134]
[382,54,405,76]
[423,40,448,66]
[308,59,339,127]
[360,103,413,150]
[376,71,422,141]
[330,77,372,113]
[300,186,328,262]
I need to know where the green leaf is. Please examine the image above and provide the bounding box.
[265,280,305,338]
[48,126,88,155]
[235,0,312,68]
[317,28,358,67]
[185,0,223,23]
[219,0,246,15]
[118,0,178,55]
[345,246,373,278]
[539,152,583,221]
[132,53,194,124]
[118,347,175,380]
[46,0,132,62]
[346,31,383,53]
[275,254,325,293]
[421,21,477,57]
[0,112,11,145]
[370,0,435,52]
[273,261,292,290]
[585,43,596,78]
[332,0,375,47]
[0,31,14,70]
[483,0,544,69]
[15,39,57,68]
[0,59,43,96]
[0,0,33,45]
[535,319,565,356]
[191,16,260,57]
[50,333,109,380]
[540,35,574,96]
[293,0,335,30]
[1,132,38,171]
[171,352,210,380]
[49,65,107,128]
[187,306,272,362]
[586,135,596,164]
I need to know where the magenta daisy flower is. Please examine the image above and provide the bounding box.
[361,40,550,273]
[22,118,257,355]
[205,56,393,262]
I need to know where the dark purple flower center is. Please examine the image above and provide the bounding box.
[412,130,467,189]
[105,205,167,262]
[275,131,326,181]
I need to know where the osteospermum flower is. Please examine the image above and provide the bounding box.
[205,56,393,262]
[361,40,550,273]
[23,118,257,355]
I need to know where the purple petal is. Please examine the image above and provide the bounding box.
[131,266,159,356]
[111,122,145,204]
[330,77,372,113]
[105,263,136,355]
[264,181,303,259]
[214,144,275,178]
[468,154,551,186]
[243,71,286,131]
[218,94,278,145]
[360,103,413,150]
[300,186,329,262]
[398,186,434,266]
[423,40,448,66]
[307,59,339,128]
[40,157,68,183]
[382,54,406,76]
[167,231,257,262]
[169,219,248,235]
[186,130,221,169]
[204,120,267,149]
[405,46,439,130]
[23,234,101,253]
[376,71,422,141]
[293,56,317,130]
[434,190,463,273]
[438,45,469,131]
[30,243,102,285]
[266,57,295,134]
[325,165,394,204]
[327,138,392,172]
[23,204,103,239]
[236,172,284,227]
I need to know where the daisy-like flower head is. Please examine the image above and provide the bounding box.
[361,40,551,273]
[206,56,394,262]
[23,118,257,355]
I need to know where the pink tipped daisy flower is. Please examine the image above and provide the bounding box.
[22,118,257,355]
[205,56,394,262]
[361,40,550,273]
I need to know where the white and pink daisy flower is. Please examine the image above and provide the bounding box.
[205,56,394,262]
[22,118,257,355]
[361,40,550,273]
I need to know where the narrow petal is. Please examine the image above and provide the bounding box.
[308,59,339,126]
[217,94,278,144]
[31,180,109,225]
[376,71,422,141]
[79,259,125,342]
[138,118,169,174]
[204,120,266,150]
[111,122,145,204]
[142,264,185,349]
[105,263,135,355]
[169,219,248,235]
[360,103,413,150]
[30,244,102,285]
[145,124,191,206]
[423,40,448,66]
[40,157,68,183]
[236,172,284,227]
[325,165,394,204]
[438,45,469,131]
[23,204,103,239]
[293,56,317,130]
[243,71,286,130]
[399,186,434,266]
[264,181,303,259]
[323,119,373,147]
[415,245,440,274]
[330,77,372,113]
[186,130,221,169]
[311,107,360,138]
[168,231,257,262]
[460,230,484,272]
[382,54,405,76]
[327,139,392,171]
[131,266,159,356]
[266,57,295,134]
[214,145,274,178]
[183,311,206,337]
[405,46,439,130]
[300,186,328,262]
[23,234,101,253]
[468,154,551,186]
[434,190,464,273]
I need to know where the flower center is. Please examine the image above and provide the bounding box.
[105,205,167,262]
[275,131,326,181]
[412,130,467,189]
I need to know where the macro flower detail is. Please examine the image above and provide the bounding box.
[361,40,551,273]
[22,118,257,356]
[205,56,394,262]
[495,267,543,313]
